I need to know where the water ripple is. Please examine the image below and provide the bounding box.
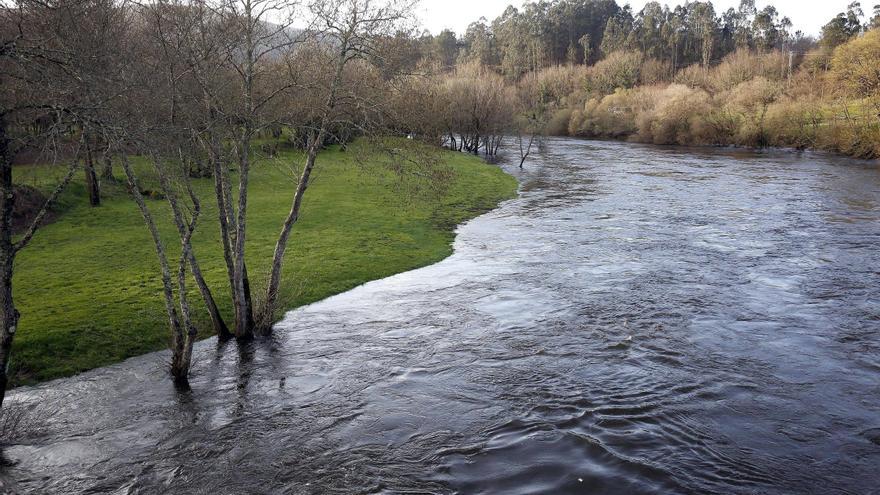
[2,138,879,494]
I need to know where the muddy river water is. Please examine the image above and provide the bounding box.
[2,138,879,494]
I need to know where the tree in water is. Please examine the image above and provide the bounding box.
[258,0,416,333]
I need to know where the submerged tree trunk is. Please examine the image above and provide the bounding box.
[258,132,322,332]
[518,133,536,168]
[494,136,504,156]
[120,154,190,383]
[171,203,198,384]
[155,154,231,340]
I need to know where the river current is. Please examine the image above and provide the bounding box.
[2,138,879,494]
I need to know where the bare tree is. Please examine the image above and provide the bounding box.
[433,64,513,157]
[513,81,547,168]
[114,149,200,383]
[96,0,241,382]
[203,0,305,339]
[257,0,416,332]
[138,0,235,340]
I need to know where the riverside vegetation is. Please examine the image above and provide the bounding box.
[404,1,880,160]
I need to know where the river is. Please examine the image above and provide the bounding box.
[1,138,879,494]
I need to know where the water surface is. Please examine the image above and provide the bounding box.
[2,139,879,494]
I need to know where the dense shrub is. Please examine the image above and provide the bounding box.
[639,58,674,85]
[672,64,709,90]
[674,50,789,92]
[570,88,653,137]
[801,48,834,76]
[526,65,590,106]
[584,50,643,95]
[722,77,783,146]
[546,108,574,136]
[636,85,712,145]
[569,84,711,145]
[821,117,880,159]
[764,96,825,149]
[830,29,880,98]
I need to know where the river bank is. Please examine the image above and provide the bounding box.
[8,142,517,385]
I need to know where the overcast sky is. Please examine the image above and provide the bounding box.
[416,0,857,38]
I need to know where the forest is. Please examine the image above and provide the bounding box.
[2,0,880,411]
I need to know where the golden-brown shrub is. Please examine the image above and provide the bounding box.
[801,47,834,76]
[673,64,709,90]
[707,50,789,92]
[675,50,789,93]
[820,119,880,159]
[584,50,644,96]
[764,96,826,149]
[546,108,574,135]
[527,32,880,158]
[635,85,712,145]
[573,88,658,138]
[639,58,673,86]
[830,29,880,98]
[525,65,591,106]
[722,77,783,146]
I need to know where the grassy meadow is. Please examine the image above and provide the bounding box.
[10,142,517,385]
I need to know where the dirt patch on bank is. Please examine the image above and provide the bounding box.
[11,185,58,234]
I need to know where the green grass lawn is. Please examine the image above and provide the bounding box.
[10,141,517,386]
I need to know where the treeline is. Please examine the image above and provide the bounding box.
[398,1,880,160]
[406,0,871,77]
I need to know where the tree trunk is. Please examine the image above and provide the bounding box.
[208,132,253,340]
[100,146,114,180]
[0,251,16,408]
[188,248,229,338]
[155,155,231,340]
[258,133,321,333]
[0,117,17,407]
[120,154,188,382]
[0,118,78,406]
[231,135,254,339]
[171,212,198,385]
[256,37,348,333]
[518,133,535,168]
[84,141,100,207]
[209,135,237,294]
